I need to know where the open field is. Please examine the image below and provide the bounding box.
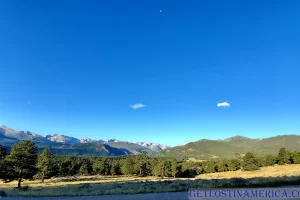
[0,176,173,189]
[2,165,300,197]
[4,190,300,200]
[3,165,300,190]
[196,164,300,179]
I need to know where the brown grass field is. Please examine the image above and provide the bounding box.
[1,164,300,197]
[196,164,300,179]
[0,175,166,189]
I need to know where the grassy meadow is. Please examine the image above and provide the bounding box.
[2,164,300,197]
[197,164,300,179]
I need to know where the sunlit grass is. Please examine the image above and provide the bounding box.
[196,164,300,179]
[2,165,300,197]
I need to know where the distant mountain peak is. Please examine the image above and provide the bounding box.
[136,141,170,152]
[223,135,252,142]
[79,138,105,144]
[107,139,126,143]
[0,125,17,132]
[0,125,169,155]
[45,134,80,144]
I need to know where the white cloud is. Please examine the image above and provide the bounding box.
[130,103,146,110]
[217,101,230,107]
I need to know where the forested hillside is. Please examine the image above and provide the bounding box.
[156,135,300,159]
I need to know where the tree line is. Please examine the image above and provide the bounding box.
[0,141,184,188]
[0,140,298,188]
[182,147,299,173]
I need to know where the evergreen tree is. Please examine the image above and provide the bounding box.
[5,140,38,188]
[263,155,277,166]
[102,159,111,175]
[242,152,260,171]
[164,160,172,177]
[216,160,228,172]
[121,156,135,176]
[79,164,88,175]
[0,159,9,180]
[69,157,81,175]
[289,151,300,164]
[153,160,172,177]
[111,160,121,175]
[227,159,241,171]
[0,145,10,180]
[59,156,72,176]
[134,151,149,176]
[277,148,290,165]
[92,159,106,175]
[203,161,217,173]
[151,158,159,176]
[0,145,7,159]
[171,160,181,178]
[47,155,60,177]
[153,161,165,177]
[256,157,264,167]
[36,148,53,182]
[80,158,92,175]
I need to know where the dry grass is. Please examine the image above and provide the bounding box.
[196,164,300,179]
[0,175,167,189]
[3,165,300,197]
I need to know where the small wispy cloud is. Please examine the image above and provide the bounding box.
[130,103,146,110]
[217,101,230,107]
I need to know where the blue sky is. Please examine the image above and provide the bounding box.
[0,0,299,146]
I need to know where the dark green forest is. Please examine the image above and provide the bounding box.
[0,140,299,188]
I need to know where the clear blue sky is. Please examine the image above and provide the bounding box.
[0,0,299,146]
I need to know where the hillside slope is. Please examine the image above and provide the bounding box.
[156,135,300,159]
[106,141,154,155]
[49,143,131,156]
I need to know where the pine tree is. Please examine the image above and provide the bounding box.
[242,152,260,171]
[227,159,241,171]
[216,160,226,172]
[153,161,165,177]
[121,156,135,176]
[263,155,277,166]
[92,159,106,175]
[164,160,172,177]
[289,151,300,164]
[79,164,88,175]
[69,157,81,175]
[204,161,217,173]
[277,148,290,165]
[151,158,159,176]
[256,157,264,167]
[171,160,181,178]
[59,157,72,176]
[0,145,8,180]
[37,148,53,182]
[134,151,149,176]
[5,140,38,188]
[111,160,120,175]
[0,145,7,159]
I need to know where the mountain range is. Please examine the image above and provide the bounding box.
[156,135,300,159]
[0,125,170,156]
[2,125,300,160]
